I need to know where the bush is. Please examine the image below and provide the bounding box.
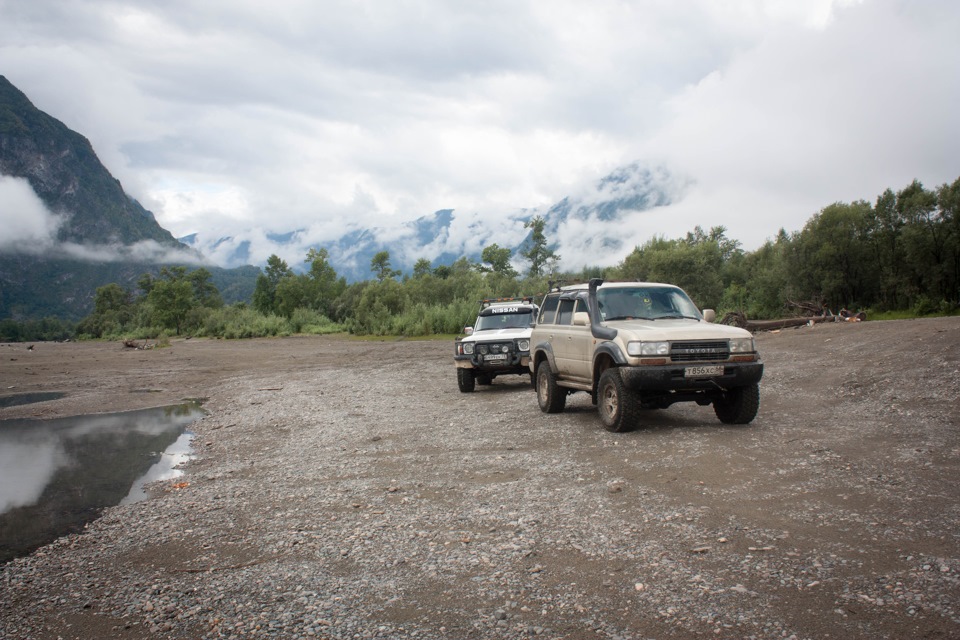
[289,308,343,335]
[199,306,290,339]
[912,296,938,316]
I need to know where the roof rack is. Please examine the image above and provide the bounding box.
[478,296,535,309]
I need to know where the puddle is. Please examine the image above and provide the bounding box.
[0,403,205,563]
[0,392,66,408]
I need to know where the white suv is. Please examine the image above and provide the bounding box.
[454,297,539,392]
[529,279,763,431]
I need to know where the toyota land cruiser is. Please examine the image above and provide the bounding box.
[529,279,763,431]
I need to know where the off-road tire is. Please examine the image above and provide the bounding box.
[713,383,760,424]
[457,368,476,393]
[536,361,566,413]
[597,368,639,432]
[476,373,492,386]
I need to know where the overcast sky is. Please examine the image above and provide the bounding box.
[1,0,958,268]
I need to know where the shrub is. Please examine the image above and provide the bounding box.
[289,308,343,335]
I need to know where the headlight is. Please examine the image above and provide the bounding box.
[500,344,509,353]
[729,337,755,353]
[463,343,475,355]
[478,344,488,355]
[516,339,530,352]
[627,341,669,357]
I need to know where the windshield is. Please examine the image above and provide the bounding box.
[475,310,536,331]
[596,286,701,321]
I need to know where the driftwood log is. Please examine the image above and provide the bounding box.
[720,307,866,332]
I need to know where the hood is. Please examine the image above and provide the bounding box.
[606,318,753,342]
[462,327,532,342]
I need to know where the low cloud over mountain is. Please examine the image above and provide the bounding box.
[179,163,686,280]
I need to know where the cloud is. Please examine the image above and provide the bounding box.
[0,176,63,251]
[57,240,205,265]
[1,0,958,268]
[0,175,203,264]
[639,0,960,247]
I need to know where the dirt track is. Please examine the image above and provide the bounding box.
[1,318,959,639]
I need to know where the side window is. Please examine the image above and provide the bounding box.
[575,298,590,318]
[539,295,559,324]
[556,299,575,325]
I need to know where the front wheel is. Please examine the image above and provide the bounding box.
[713,383,760,424]
[536,361,566,413]
[457,368,476,393]
[597,368,639,432]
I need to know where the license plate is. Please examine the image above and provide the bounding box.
[484,353,507,361]
[685,365,724,377]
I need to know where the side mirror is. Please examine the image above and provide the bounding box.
[702,309,716,323]
[573,311,590,326]
[464,327,474,335]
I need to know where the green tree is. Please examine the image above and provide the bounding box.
[303,247,346,317]
[869,188,907,309]
[937,177,960,305]
[898,180,946,302]
[252,255,292,314]
[148,277,194,335]
[788,201,875,310]
[137,273,155,295]
[734,230,792,318]
[371,250,401,282]
[521,216,559,277]
[188,268,223,308]
[614,235,725,309]
[139,266,224,335]
[413,258,433,278]
[480,244,518,276]
[77,283,134,337]
[351,278,406,334]
[274,275,308,318]
[94,283,133,317]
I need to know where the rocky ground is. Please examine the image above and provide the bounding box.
[1,317,959,639]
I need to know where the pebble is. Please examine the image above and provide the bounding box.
[2,335,959,638]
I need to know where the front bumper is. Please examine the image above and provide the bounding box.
[454,353,531,371]
[619,360,764,392]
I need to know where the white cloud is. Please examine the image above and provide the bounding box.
[1,0,957,266]
[0,176,63,251]
[57,240,204,265]
[0,176,203,263]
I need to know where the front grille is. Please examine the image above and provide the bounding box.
[670,340,729,362]
[478,342,513,354]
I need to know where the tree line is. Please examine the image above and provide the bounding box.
[3,176,957,342]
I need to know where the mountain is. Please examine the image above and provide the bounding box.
[0,76,180,247]
[0,76,253,320]
[181,164,682,281]
[0,74,681,321]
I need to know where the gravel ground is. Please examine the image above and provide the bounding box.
[1,317,959,639]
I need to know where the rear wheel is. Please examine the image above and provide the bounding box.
[536,361,566,413]
[597,368,639,432]
[476,373,492,386]
[713,383,760,424]
[457,368,476,393]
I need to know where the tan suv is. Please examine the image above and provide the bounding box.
[529,279,763,432]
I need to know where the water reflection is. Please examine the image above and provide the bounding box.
[0,403,204,563]
[0,392,66,409]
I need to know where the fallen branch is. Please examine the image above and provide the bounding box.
[744,316,837,331]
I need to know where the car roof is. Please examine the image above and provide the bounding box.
[556,282,678,292]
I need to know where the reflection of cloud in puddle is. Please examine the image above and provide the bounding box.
[0,435,66,511]
[121,431,195,505]
[0,404,203,516]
